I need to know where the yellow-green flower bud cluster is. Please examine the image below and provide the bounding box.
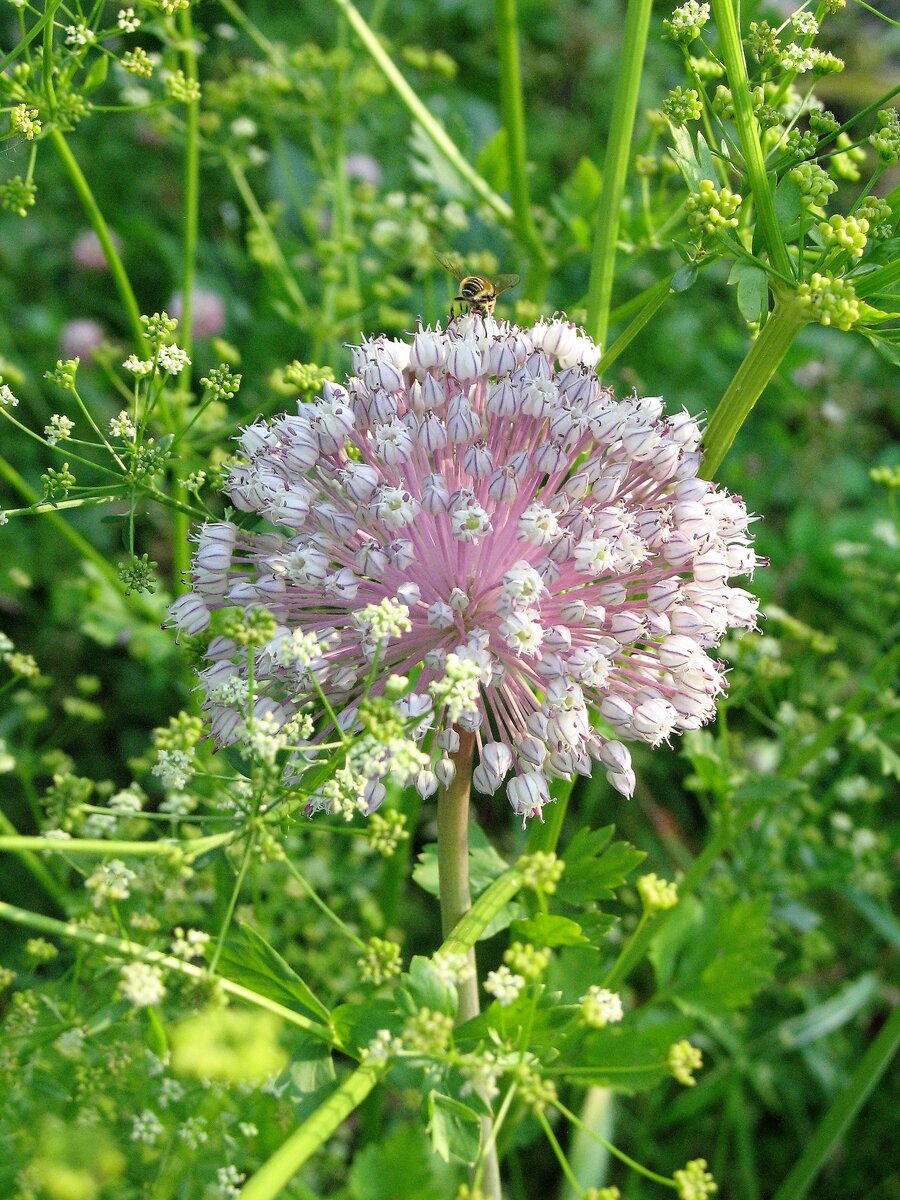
[518,851,565,894]
[818,214,869,258]
[674,1158,718,1200]
[685,180,742,236]
[402,1007,454,1055]
[10,104,41,140]
[796,272,860,331]
[504,941,551,981]
[514,1062,558,1113]
[637,872,679,913]
[663,0,711,44]
[870,108,900,165]
[789,162,837,215]
[357,936,403,985]
[668,1038,704,1085]
[368,809,408,856]
[663,86,703,126]
[580,985,624,1028]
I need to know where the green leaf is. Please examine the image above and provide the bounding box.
[729,260,769,324]
[773,174,802,238]
[83,53,109,93]
[695,132,717,184]
[413,825,521,938]
[558,1014,695,1092]
[649,895,779,1017]
[350,1125,440,1200]
[218,923,330,1023]
[287,1037,337,1122]
[331,999,398,1056]
[511,912,589,947]
[775,974,879,1050]
[557,825,645,905]
[552,156,603,245]
[671,263,699,293]
[475,128,509,193]
[428,1091,482,1164]
[399,955,457,1017]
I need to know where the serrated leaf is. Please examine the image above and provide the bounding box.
[428,1092,482,1164]
[218,923,330,1023]
[349,1125,439,1200]
[557,825,645,905]
[773,174,802,234]
[668,124,704,191]
[512,912,589,947]
[552,156,603,245]
[558,1014,695,1091]
[649,895,779,1017]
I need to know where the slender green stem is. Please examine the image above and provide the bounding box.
[0,453,160,621]
[537,1110,584,1196]
[699,298,808,479]
[48,129,147,353]
[0,835,186,856]
[0,899,330,1040]
[855,255,900,298]
[554,1100,676,1189]
[709,0,792,279]
[595,276,672,375]
[585,0,654,348]
[329,0,516,233]
[177,6,200,370]
[0,811,69,913]
[772,1003,900,1200]
[495,0,549,291]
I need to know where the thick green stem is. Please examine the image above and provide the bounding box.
[710,0,792,280]
[772,1002,900,1200]
[437,730,479,1018]
[496,0,549,290]
[585,0,653,348]
[239,1063,387,1200]
[177,7,201,370]
[329,0,516,233]
[437,731,502,1199]
[48,128,147,354]
[699,299,807,479]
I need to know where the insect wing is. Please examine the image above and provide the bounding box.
[435,251,466,280]
[491,274,520,296]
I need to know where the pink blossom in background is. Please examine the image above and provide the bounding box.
[344,153,383,188]
[72,229,122,272]
[169,287,227,340]
[61,319,105,362]
[172,315,760,822]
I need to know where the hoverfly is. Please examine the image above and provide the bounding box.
[435,251,520,318]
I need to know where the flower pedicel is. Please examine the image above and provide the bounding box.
[169,315,760,821]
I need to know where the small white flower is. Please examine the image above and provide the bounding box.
[580,986,624,1028]
[0,383,19,407]
[131,1109,163,1145]
[123,355,154,377]
[109,410,136,439]
[65,23,96,46]
[157,344,191,375]
[120,961,167,1007]
[44,414,75,445]
[484,964,526,1006]
[117,6,140,31]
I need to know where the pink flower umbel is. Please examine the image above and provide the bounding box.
[171,315,760,821]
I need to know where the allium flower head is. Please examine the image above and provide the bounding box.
[172,315,760,821]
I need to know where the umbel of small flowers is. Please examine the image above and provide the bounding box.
[169,314,760,821]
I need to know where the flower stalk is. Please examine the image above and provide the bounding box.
[585,0,654,349]
[436,729,479,1020]
[710,0,793,280]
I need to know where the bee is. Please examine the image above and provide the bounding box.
[435,252,520,318]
